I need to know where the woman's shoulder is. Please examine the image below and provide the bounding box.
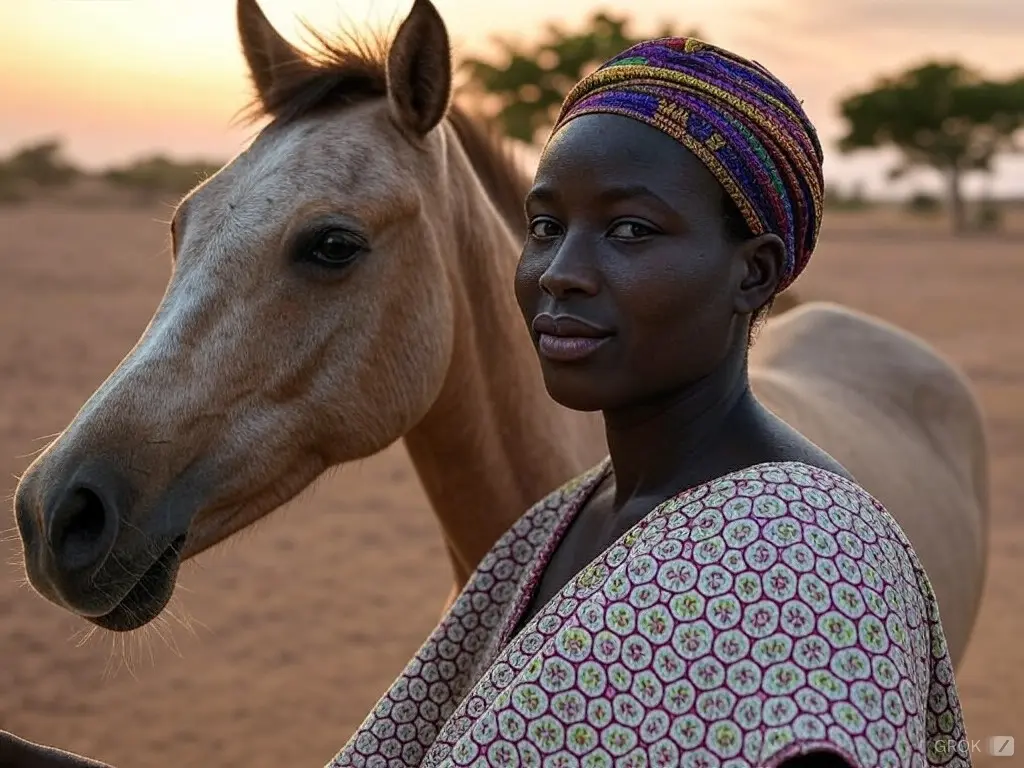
[642,459,915,572]
[689,460,888,524]
[571,459,935,641]
[452,461,965,768]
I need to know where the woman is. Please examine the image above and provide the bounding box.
[1,36,968,768]
[325,38,968,768]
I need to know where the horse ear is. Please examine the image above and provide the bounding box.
[386,0,452,137]
[237,0,308,107]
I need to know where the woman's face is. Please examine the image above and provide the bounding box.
[514,113,781,413]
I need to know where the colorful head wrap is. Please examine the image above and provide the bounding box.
[550,38,824,293]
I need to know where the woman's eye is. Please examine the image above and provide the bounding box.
[608,221,656,240]
[529,218,562,239]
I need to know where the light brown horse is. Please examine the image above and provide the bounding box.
[14,0,987,667]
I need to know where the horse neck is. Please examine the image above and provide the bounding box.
[403,123,603,587]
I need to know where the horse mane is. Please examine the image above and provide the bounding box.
[242,25,529,235]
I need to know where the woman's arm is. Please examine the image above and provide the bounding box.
[0,730,114,768]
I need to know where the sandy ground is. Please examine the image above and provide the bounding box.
[0,203,1021,767]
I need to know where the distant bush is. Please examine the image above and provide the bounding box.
[0,166,27,204]
[974,199,1003,231]
[0,139,80,204]
[101,155,224,200]
[1,139,81,187]
[906,191,942,215]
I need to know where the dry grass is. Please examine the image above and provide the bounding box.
[0,203,1020,766]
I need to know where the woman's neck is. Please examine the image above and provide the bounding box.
[603,341,758,509]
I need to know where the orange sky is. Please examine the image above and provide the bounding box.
[1,0,1022,198]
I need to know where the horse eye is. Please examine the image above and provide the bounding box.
[304,228,367,269]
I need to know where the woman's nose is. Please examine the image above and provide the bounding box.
[538,236,601,298]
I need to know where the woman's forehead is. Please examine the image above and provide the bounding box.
[534,114,721,203]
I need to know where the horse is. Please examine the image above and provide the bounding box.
[13,0,988,667]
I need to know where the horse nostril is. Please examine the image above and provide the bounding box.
[47,485,116,573]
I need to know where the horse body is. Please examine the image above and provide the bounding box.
[750,303,988,664]
[13,0,986,666]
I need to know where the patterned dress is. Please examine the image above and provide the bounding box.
[329,460,969,768]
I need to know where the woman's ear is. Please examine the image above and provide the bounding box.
[733,233,786,315]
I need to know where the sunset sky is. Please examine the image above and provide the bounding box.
[1,0,1022,198]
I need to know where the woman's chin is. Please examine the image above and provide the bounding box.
[542,377,611,413]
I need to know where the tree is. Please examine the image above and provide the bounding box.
[837,62,1024,233]
[458,13,698,144]
[1,138,80,187]
[102,155,223,201]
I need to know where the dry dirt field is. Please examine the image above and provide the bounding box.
[0,202,1021,767]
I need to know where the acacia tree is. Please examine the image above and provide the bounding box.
[837,62,1024,232]
[458,13,696,144]
[1,139,80,187]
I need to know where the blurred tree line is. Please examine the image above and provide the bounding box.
[0,139,222,205]
[0,139,80,201]
[3,10,1021,232]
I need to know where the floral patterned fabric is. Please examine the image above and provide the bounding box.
[329,460,969,768]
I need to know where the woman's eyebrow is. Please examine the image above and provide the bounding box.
[525,184,675,214]
[594,184,675,213]
[524,186,557,207]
